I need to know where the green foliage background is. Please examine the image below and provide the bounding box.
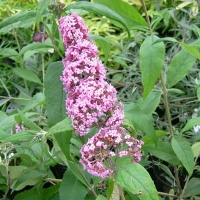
[1,0,200,200]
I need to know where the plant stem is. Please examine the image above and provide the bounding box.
[45,178,62,182]
[3,160,10,200]
[160,74,182,194]
[118,185,125,200]
[140,0,152,34]
[158,191,178,198]
[160,74,174,136]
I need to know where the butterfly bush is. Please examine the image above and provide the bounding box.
[59,13,143,178]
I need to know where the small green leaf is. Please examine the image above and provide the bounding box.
[137,90,161,115]
[36,0,51,31]
[3,130,37,143]
[116,163,159,200]
[13,68,42,85]
[11,169,47,191]
[66,2,130,38]
[183,178,200,198]
[18,42,53,57]
[0,129,10,140]
[152,37,178,45]
[44,61,67,127]
[68,161,89,187]
[54,130,72,160]
[197,86,200,101]
[96,195,107,200]
[172,136,194,175]
[47,117,73,136]
[106,179,115,200]
[14,184,59,200]
[22,92,45,112]
[59,170,88,200]
[142,142,181,165]
[18,111,42,132]
[124,103,157,144]
[179,42,200,60]
[191,142,200,157]
[139,35,165,98]
[0,113,16,131]
[167,40,200,88]
[167,88,185,94]
[0,99,10,107]
[180,117,200,133]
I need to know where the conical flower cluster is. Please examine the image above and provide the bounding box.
[59,13,143,178]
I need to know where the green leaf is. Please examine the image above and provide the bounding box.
[124,103,157,144]
[44,61,67,127]
[0,113,16,131]
[167,88,185,94]
[116,163,159,200]
[167,40,200,88]
[139,35,165,98]
[94,0,147,28]
[66,2,131,38]
[152,37,178,45]
[96,195,107,200]
[0,99,10,107]
[142,142,181,165]
[172,136,194,175]
[106,179,115,200]
[191,142,200,157]
[68,161,89,187]
[3,130,37,143]
[0,10,37,29]
[54,130,72,160]
[18,111,42,132]
[12,170,47,191]
[47,117,73,136]
[36,0,51,31]
[14,184,59,200]
[18,42,53,57]
[59,170,88,200]
[197,86,200,101]
[180,117,200,133]
[183,178,200,198]
[137,90,161,115]
[22,92,45,112]
[179,42,200,60]
[13,68,42,85]
[0,129,10,140]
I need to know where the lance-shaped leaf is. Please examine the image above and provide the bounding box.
[139,35,165,98]
[142,142,181,165]
[94,0,147,28]
[36,0,51,31]
[172,136,194,175]
[66,2,130,38]
[116,163,159,200]
[13,68,42,85]
[167,39,200,88]
[44,61,67,127]
[124,103,157,144]
[180,117,200,133]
